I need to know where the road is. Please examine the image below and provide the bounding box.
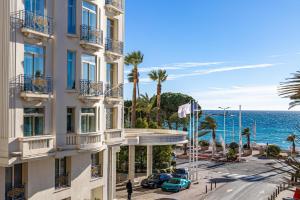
[116,157,291,200]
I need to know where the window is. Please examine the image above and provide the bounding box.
[25,0,45,15]
[81,108,96,133]
[55,157,69,189]
[67,108,75,133]
[106,108,117,129]
[24,44,45,77]
[5,164,24,200]
[106,18,114,40]
[82,54,96,81]
[24,108,44,136]
[67,51,76,89]
[82,1,97,28]
[106,63,117,85]
[91,153,102,178]
[68,0,76,34]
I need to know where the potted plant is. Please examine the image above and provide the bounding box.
[199,140,209,151]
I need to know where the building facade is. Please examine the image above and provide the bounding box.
[0,0,125,199]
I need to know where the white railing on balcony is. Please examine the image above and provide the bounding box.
[66,133,102,150]
[105,130,123,144]
[19,135,54,158]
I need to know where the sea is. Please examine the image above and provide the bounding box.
[197,110,300,150]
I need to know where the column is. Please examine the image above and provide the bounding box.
[128,145,135,181]
[107,146,120,200]
[146,145,153,177]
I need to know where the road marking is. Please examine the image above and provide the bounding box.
[227,189,233,193]
[259,190,265,194]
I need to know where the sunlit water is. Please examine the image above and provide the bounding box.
[195,110,300,150]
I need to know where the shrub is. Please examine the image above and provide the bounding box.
[243,144,249,149]
[229,142,239,150]
[199,140,209,147]
[136,118,148,128]
[266,144,281,157]
[148,121,158,129]
[227,148,237,161]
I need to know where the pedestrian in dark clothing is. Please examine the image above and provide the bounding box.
[126,179,133,200]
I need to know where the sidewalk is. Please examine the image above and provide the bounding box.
[275,187,295,200]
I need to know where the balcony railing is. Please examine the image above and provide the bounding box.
[19,135,55,158]
[80,25,103,46]
[105,84,123,99]
[11,10,54,36]
[17,74,53,94]
[105,129,123,144]
[105,38,124,55]
[66,133,102,150]
[55,174,70,189]
[105,0,124,11]
[79,79,103,97]
[91,164,103,179]
[6,185,25,200]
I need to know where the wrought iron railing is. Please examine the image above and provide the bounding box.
[6,184,25,200]
[105,38,124,55]
[10,10,54,36]
[91,164,103,178]
[80,25,103,46]
[105,0,124,11]
[105,84,123,98]
[79,79,103,96]
[17,74,53,94]
[55,174,70,189]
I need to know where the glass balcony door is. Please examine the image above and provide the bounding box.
[24,44,44,77]
[82,54,96,82]
[25,0,45,15]
[106,63,117,86]
[81,108,96,133]
[82,1,97,41]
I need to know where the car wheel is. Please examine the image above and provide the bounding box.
[153,184,158,189]
[187,183,191,189]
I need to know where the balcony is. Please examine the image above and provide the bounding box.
[17,74,53,101]
[55,174,70,189]
[80,25,103,51]
[105,0,124,17]
[18,135,55,159]
[105,84,123,102]
[105,129,123,145]
[79,79,103,102]
[11,10,54,40]
[66,133,102,150]
[105,38,124,62]
[91,164,103,179]
[6,185,26,200]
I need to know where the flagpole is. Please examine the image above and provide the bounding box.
[238,105,242,161]
[195,101,199,181]
[188,100,192,176]
[191,100,195,180]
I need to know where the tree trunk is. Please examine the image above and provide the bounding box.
[247,135,250,149]
[212,129,216,156]
[131,67,137,128]
[156,83,161,127]
[293,141,296,154]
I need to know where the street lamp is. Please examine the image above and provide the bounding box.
[218,106,230,144]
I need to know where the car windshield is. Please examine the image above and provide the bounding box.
[168,179,181,184]
[175,169,186,174]
[148,174,159,180]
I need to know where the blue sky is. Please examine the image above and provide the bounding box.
[124,0,300,111]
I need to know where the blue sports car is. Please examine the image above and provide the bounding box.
[161,178,191,192]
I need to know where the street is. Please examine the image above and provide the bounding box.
[117,156,291,200]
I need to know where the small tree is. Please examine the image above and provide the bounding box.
[287,134,297,154]
[242,127,251,149]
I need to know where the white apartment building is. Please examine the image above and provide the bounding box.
[0,0,125,199]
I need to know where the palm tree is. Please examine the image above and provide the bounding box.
[242,128,251,149]
[148,69,168,127]
[125,51,144,128]
[278,71,300,109]
[137,93,156,124]
[200,116,217,156]
[287,134,297,154]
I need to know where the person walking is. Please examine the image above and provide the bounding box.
[126,179,133,200]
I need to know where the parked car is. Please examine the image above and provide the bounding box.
[141,173,172,189]
[172,167,189,179]
[161,178,191,192]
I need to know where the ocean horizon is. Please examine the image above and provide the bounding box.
[198,110,300,150]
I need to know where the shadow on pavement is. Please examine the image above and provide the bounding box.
[209,177,236,183]
[155,198,179,200]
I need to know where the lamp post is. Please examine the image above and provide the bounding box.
[219,107,230,144]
